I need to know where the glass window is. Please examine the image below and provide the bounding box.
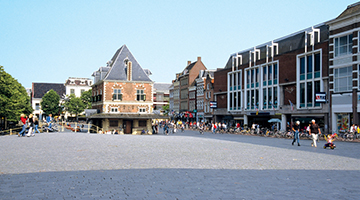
[334,34,353,57]
[263,66,267,86]
[334,66,352,92]
[274,64,278,81]
[35,103,40,110]
[268,65,272,81]
[137,90,146,101]
[300,57,305,74]
[233,74,236,87]
[229,74,232,88]
[307,55,312,72]
[307,82,312,107]
[247,91,250,109]
[110,120,118,126]
[110,108,118,113]
[237,92,241,109]
[113,89,122,101]
[263,88,267,109]
[274,87,278,108]
[255,89,259,108]
[268,87,272,108]
[70,89,75,94]
[251,69,254,84]
[247,70,250,88]
[300,83,305,107]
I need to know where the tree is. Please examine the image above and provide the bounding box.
[41,89,60,116]
[80,89,92,109]
[162,104,169,116]
[63,94,86,121]
[0,66,33,122]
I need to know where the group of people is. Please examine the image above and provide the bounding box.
[211,122,228,134]
[291,119,321,147]
[18,113,53,137]
[349,124,360,136]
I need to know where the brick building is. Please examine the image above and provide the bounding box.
[214,23,330,131]
[327,2,360,132]
[90,45,161,134]
[195,70,215,122]
[170,57,207,121]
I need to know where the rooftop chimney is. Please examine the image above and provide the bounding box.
[197,56,201,62]
[187,61,191,66]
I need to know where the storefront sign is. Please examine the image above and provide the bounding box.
[315,92,326,103]
[210,101,217,108]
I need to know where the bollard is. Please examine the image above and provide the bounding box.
[10,129,12,135]
[75,122,77,133]
[88,123,90,133]
[97,126,99,134]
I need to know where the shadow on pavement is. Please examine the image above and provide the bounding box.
[0,168,358,199]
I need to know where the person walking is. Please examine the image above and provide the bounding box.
[292,121,301,146]
[33,116,41,134]
[18,114,27,137]
[309,119,321,147]
[46,114,53,129]
[26,114,35,137]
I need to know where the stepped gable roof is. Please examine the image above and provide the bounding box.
[32,83,65,99]
[336,2,360,19]
[104,45,152,82]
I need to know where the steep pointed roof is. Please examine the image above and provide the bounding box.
[104,45,152,82]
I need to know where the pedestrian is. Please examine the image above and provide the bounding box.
[26,114,35,137]
[46,114,53,129]
[34,116,41,134]
[18,114,27,137]
[292,121,301,146]
[309,119,321,147]
[350,124,356,134]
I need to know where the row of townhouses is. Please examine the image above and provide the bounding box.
[169,2,360,133]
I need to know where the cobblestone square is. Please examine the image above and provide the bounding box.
[1,131,359,199]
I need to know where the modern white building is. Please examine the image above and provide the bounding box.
[327,2,360,132]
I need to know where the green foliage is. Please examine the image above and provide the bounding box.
[0,66,33,121]
[80,89,92,109]
[41,89,60,115]
[64,94,86,120]
[162,104,169,116]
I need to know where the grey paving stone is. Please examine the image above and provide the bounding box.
[0,131,359,199]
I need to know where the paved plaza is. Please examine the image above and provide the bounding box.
[0,130,359,199]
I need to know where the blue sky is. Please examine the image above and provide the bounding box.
[0,0,356,88]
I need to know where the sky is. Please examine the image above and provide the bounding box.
[0,0,357,89]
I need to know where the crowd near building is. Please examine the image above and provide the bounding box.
[169,2,360,133]
[25,2,360,134]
